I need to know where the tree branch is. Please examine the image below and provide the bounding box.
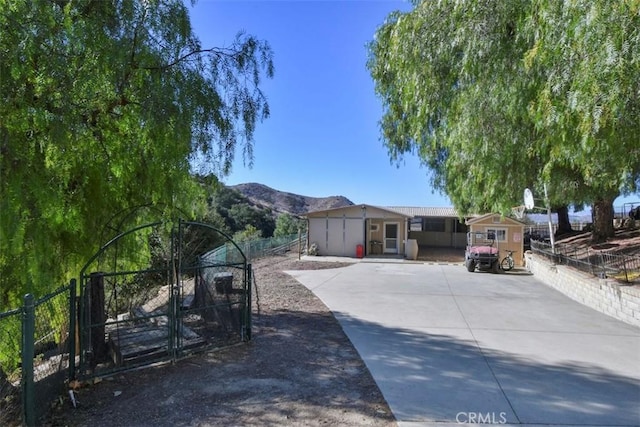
[140,47,241,71]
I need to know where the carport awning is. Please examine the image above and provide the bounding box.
[384,206,461,218]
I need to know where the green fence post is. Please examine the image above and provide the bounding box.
[68,279,77,380]
[246,264,252,341]
[21,293,35,427]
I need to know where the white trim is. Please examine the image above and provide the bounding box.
[384,222,400,254]
[485,227,507,242]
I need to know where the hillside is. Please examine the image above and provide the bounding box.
[230,183,353,216]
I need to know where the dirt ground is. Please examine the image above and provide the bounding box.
[555,227,640,257]
[44,254,396,427]
[416,246,465,263]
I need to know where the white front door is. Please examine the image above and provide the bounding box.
[384,222,399,254]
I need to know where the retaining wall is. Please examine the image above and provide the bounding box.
[525,251,640,327]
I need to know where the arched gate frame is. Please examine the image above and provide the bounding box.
[71,220,251,380]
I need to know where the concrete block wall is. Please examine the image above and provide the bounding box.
[525,252,640,327]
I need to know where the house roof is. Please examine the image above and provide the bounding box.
[305,204,484,219]
[384,206,461,218]
[465,213,526,225]
[304,203,411,218]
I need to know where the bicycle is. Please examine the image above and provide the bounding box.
[500,250,516,271]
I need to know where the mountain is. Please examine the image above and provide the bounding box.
[229,183,353,216]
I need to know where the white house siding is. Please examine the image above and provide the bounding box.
[308,217,328,253]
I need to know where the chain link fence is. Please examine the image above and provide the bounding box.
[30,283,74,424]
[531,240,640,283]
[204,233,304,264]
[0,306,22,425]
[0,281,74,426]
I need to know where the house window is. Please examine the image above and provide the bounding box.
[486,227,507,242]
[492,215,502,224]
[424,218,446,232]
[410,218,423,231]
[370,224,379,232]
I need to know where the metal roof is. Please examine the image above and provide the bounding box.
[383,206,461,218]
[304,203,411,217]
[465,212,526,225]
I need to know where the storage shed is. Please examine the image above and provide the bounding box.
[305,205,411,257]
[465,214,526,266]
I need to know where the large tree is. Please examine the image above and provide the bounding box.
[367,0,639,242]
[0,0,273,307]
[525,0,640,240]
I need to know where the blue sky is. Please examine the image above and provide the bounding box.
[188,0,450,207]
[188,0,639,211]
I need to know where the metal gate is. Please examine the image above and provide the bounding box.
[73,220,251,380]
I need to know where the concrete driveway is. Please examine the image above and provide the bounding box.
[287,262,640,427]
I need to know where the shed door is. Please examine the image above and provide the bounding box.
[327,218,363,256]
[344,218,363,257]
[326,218,345,255]
[309,217,364,256]
[384,222,399,254]
[308,218,329,255]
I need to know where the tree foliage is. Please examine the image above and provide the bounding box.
[0,0,273,308]
[232,224,262,243]
[367,0,640,241]
[274,213,304,237]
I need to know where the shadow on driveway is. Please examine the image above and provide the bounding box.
[334,312,640,426]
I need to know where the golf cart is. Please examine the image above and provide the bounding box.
[465,231,500,273]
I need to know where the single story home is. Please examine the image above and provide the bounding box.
[305,205,525,261]
[465,213,526,266]
[305,204,469,258]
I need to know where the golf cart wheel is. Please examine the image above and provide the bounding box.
[466,259,476,272]
[491,260,500,274]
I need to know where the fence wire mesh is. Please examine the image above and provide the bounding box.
[0,282,72,426]
[93,269,173,372]
[205,233,304,263]
[0,307,22,425]
[31,284,72,422]
[182,263,247,347]
[531,240,640,283]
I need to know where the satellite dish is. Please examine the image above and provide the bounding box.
[524,188,535,210]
